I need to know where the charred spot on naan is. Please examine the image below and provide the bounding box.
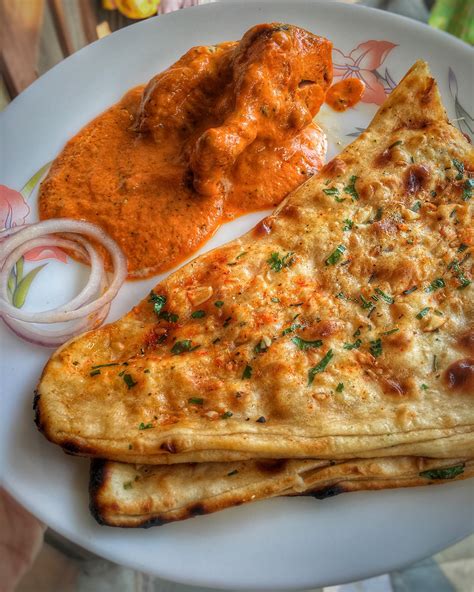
[445,359,474,395]
[33,391,43,431]
[306,484,347,499]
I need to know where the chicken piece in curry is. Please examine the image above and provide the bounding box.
[39,23,332,278]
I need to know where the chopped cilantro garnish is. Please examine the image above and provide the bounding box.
[456,272,471,289]
[375,288,394,304]
[242,364,252,379]
[90,369,101,377]
[138,422,153,430]
[171,340,198,355]
[282,323,301,336]
[336,382,344,393]
[123,481,133,490]
[369,338,382,357]
[325,244,346,266]
[458,243,468,253]
[267,251,295,272]
[452,158,464,180]
[335,291,345,299]
[188,397,204,405]
[421,384,428,390]
[191,310,206,318]
[227,469,239,476]
[353,327,362,337]
[343,218,353,231]
[448,258,460,271]
[382,328,399,336]
[425,278,445,292]
[416,307,431,320]
[343,339,362,350]
[308,350,334,385]
[159,311,179,323]
[123,374,137,389]
[291,336,323,350]
[389,140,403,149]
[221,411,233,419]
[91,362,119,370]
[402,286,418,295]
[335,195,346,203]
[236,252,247,259]
[149,291,167,315]
[411,201,421,212]
[463,178,474,201]
[214,300,224,308]
[323,187,340,196]
[360,294,374,309]
[254,339,270,354]
[419,464,464,480]
[343,175,359,200]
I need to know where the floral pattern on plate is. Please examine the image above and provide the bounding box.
[333,40,398,105]
[0,164,66,309]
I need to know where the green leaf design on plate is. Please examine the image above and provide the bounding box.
[13,264,48,308]
[7,258,24,300]
[20,162,51,199]
[7,271,16,297]
[15,257,24,283]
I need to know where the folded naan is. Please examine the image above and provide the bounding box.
[90,457,474,527]
[35,61,474,465]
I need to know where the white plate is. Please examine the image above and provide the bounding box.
[1,1,473,589]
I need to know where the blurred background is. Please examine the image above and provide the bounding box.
[1,1,473,591]
[1,0,473,110]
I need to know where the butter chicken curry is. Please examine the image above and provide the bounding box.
[39,24,333,278]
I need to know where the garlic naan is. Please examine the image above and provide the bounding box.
[35,61,474,466]
[90,457,474,527]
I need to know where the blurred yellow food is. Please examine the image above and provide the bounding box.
[104,0,161,19]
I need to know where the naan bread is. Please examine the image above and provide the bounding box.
[35,61,474,465]
[90,457,474,527]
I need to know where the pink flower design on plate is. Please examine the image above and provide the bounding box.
[1,174,67,309]
[333,40,398,105]
[0,185,30,230]
[23,246,68,263]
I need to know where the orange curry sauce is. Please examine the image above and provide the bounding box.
[39,24,332,278]
[325,78,365,112]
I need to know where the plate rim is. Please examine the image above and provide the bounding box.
[1,1,474,589]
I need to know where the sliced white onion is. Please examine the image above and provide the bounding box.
[1,236,104,321]
[2,303,111,348]
[0,219,127,347]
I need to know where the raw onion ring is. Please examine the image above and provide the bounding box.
[0,219,127,347]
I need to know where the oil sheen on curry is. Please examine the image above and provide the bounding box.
[39,24,333,278]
